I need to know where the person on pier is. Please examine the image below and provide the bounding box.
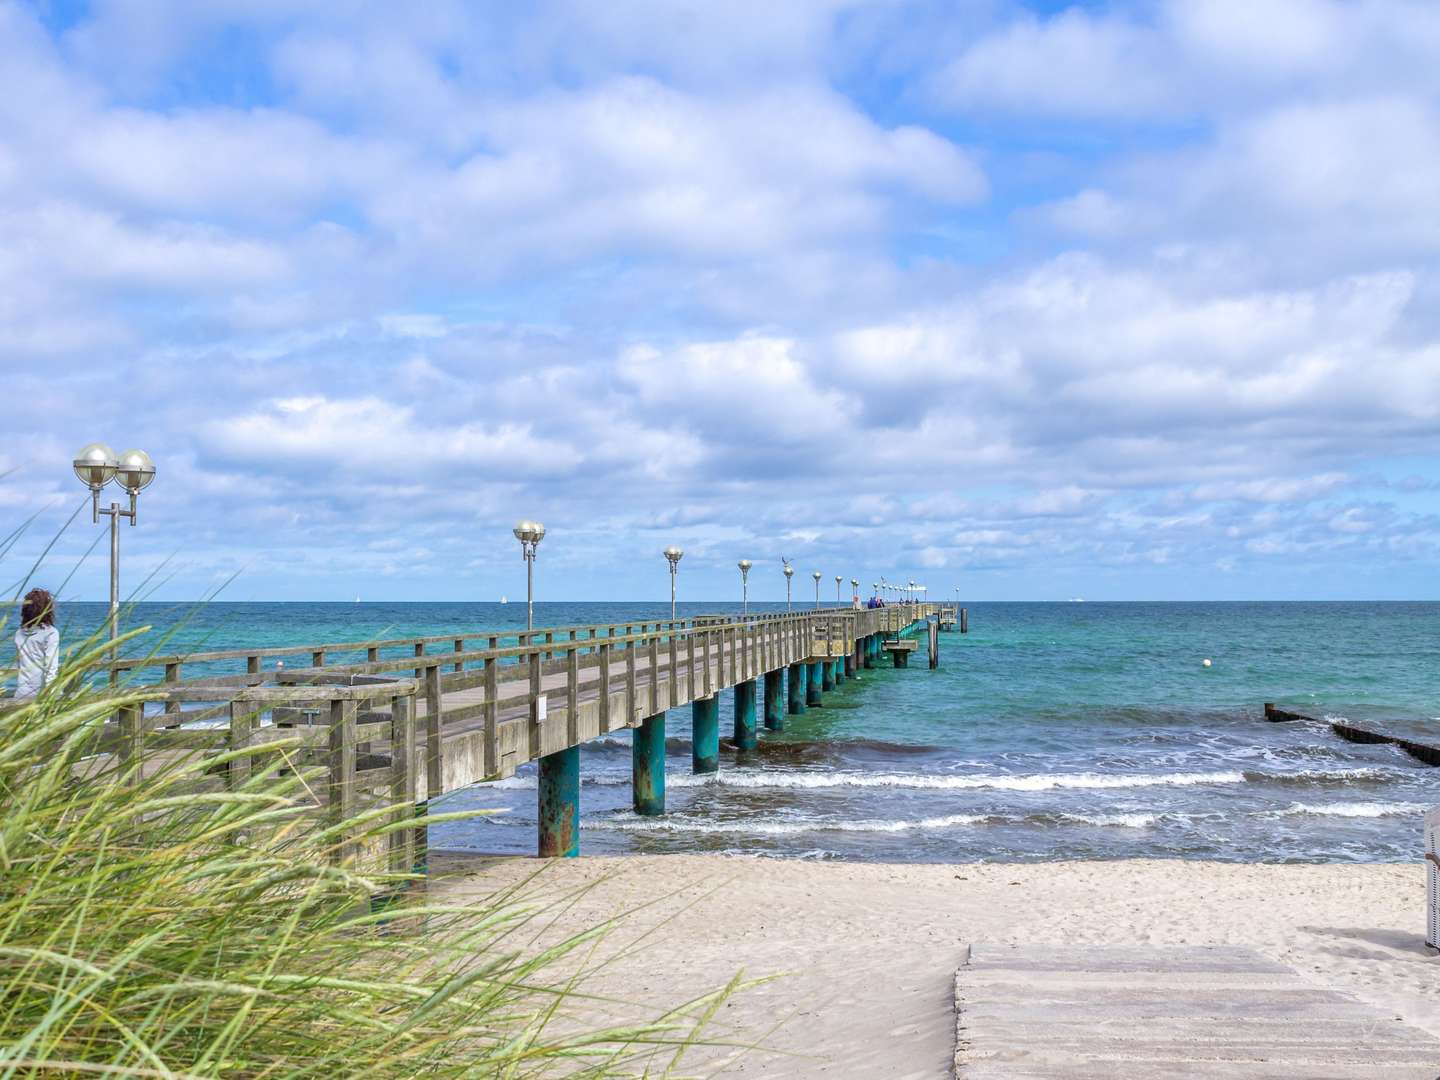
[12,588,60,698]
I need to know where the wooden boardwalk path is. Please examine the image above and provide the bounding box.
[956,944,1440,1078]
[80,603,945,861]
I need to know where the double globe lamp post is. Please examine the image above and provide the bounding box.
[72,443,156,652]
[512,520,546,632]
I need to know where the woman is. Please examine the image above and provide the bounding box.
[13,588,59,698]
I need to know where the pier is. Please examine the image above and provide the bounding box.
[81,603,939,862]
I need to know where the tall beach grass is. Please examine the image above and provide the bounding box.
[0,621,735,1078]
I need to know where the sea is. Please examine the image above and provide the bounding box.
[26,600,1440,864]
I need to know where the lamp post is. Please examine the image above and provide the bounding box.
[783,561,794,612]
[812,570,822,611]
[908,579,916,607]
[835,575,843,607]
[851,578,859,608]
[664,546,684,621]
[738,559,752,616]
[73,443,155,653]
[512,519,546,632]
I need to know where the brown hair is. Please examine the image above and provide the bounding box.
[21,588,54,629]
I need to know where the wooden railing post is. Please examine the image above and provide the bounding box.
[528,645,543,758]
[423,664,442,802]
[118,702,142,780]
[483,656,498,777]
[625,633,638,726]
[566,645,580,745]
[327,696,357,863]
[228,699,253,790]
[164,662,181,725]
[388,691,417,874]
[599,642,613,732]
[453,638,464,673]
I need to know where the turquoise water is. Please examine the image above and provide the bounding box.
[30,601,1440,863]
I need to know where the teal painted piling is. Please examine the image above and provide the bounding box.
[807,661,824,706]
[538,746,580,858]
[733,679,758,750]
[834,657,845,686]
[822,659,836,691]
[845,650,856,679]
[692,695,720,773]
[764,669,785,730]
[864,635,876,669]
[632,712,665,816]
[788,662,807,715]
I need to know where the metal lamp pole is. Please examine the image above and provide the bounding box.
[512,519,546,632]
[665,546,684,621]
[851,578,859,608]
[738,559,752,616]
[812,571,822,611]
[835,575,842,607]
[783,561,794,612]
[73,443,155,654]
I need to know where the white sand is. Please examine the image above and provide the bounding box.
[433,854,1440,1078]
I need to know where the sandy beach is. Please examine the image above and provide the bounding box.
[433,853,1439,1078]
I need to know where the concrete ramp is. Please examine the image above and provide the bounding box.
[956,944,1440,1078]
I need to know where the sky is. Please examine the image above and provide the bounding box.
[3,0,1439,603]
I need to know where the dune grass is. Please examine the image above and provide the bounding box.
[0,626,735,1078]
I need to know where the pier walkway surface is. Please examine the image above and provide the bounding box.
[956,944,1440,1078]
[78,603,944,860]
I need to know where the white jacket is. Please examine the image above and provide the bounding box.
[14,625,59,698]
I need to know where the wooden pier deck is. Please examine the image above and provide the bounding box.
[76,604,938,862]
[956,944,1440,1077]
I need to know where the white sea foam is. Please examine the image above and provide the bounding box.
[583,812,990,836]
[478,776,538,790]
[583,809,1163,836]
[659,769,1245,792]
[1270,801,1428,819]
[1057,812,1160,828]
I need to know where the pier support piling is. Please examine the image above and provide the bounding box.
[864,634,876,669]
[807,662,824,706]
[733,679,758,750]
[844,650,856,679]
[764,669,785,730]
[961,607,968,634]
[632,712,665,816]
[538,746,580,858]
[692,695,719,774]
[928,620,940,669]
[787,663,807,715]
[822,660,836,691]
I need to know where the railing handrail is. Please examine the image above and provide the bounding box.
[106,605,927,675]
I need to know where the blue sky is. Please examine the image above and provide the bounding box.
[3,0,1439,602]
